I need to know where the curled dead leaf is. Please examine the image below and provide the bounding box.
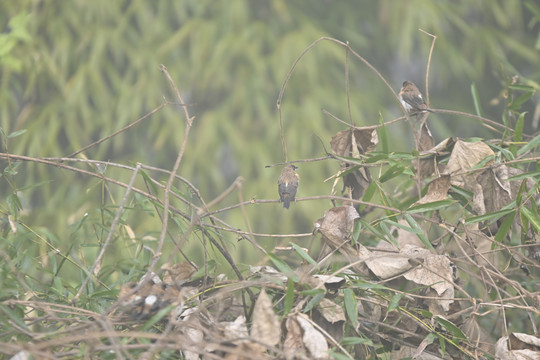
[330,128,376,202]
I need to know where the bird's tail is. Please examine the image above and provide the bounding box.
[283,199,290,209]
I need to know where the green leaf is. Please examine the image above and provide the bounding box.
[465,208,515,224]
[7,192,22,217]
[291,243,317,266]
[283,278,295,316]
[517,133,540,156]
[268,253,299,282]
[493,211,516,245]
[7,129,27,138]
[508,170,540,181]
[140,169,159,195]
[343,288,358,328]
[509,92,533,110]
[435,315,467,340]
[341,336,374,346]
[0,304,28,331]
[301,288,326,297]
[407,199,455,214]
[470,83,483,116]
[513,112,525,142]
[379,164,404,183]
[508,84,536,92]
[379,221,398,248]
[141,304,175,331]
[515,180,527,206]
[521,206,540,232]
[387,293,402,313]
[303,292,325,313]
[403,214,434,250]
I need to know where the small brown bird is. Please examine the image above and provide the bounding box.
[278,165,299,209]
[399,81,433,113]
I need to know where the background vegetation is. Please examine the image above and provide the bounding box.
[0,1,539,359]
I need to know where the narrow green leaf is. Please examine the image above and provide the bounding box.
[508,170,540,181]
[516,180,527,206]
[362,182,377,203]
[303,292,325,312]
[404,214,434,250]
[268,253,299,282]
[379,221,398,248]
[350,281,388,290]
[493,211,516,245]
[379,164,404,183]
[141,304,175,331]
[343,288,358,328]
[435,315,467,340]
[283,278,295,316]
[7,192,22,217]
[301,288,326,297]
[7,129,27,138]
[517,133,540,156]
[290,243,317,266]
[465,208,515,224]
[470,83,483,116]
[341,337,374,346]
[387,293,402,313]
[508,84,536,92]
[140,169,159,195]
[513,112,525,142]
[0,304,28,330]
[521,206,540,232]
[509,92,533,110]
[439,333,446,357]
[407,199,455,214]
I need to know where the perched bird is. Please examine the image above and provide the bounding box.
[399,81,433,114]
[278,165,299,209]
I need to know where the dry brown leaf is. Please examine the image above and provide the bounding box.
[284,316,307,360]
[251,289,281,348]
[364,251,412,279]
[314,206,370,275]
[330,128,376,202]
[330,128,378,156]
[312,274,346,292]
[471,165,539,234]
[402,246,455,313]
[495,334,540,360]
[414,122,436,180]
[222,316,249,342]
[314,206,359,249]
[295,314,329,360]
[415,174,451,205]
[402,246,453,296]
[475,167,513,215]
[317,298,346,324]
[443,140,495,190]
[510,333,540,350]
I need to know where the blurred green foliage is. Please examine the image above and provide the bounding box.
[0,1,539,266]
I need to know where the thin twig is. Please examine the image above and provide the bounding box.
[73,163,141,303]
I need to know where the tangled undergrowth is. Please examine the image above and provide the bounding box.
[1,37,539,360]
